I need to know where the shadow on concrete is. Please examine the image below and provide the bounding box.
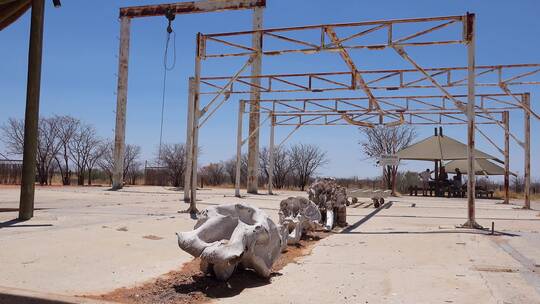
[341,201,393,233]
[0,293,71,304]
[362,214,540,222]
[0,208,51,213]
[0,219,53,229]
[342,230,519,237]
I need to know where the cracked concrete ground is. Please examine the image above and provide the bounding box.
[0,185,539,303]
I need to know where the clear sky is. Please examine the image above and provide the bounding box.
[1,0,539,179]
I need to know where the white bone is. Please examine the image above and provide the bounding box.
[176,203,284,281]
[278,196,322,245]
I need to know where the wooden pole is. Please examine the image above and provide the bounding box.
[464,13,478,228]
[19,0,45,220]
[183,77,195,202]
[268,113,275,195]
[503,111,510,204]
[524,93,531,209]
[112,17,131,190]
[247,7,263,194]
[235,101,245,197]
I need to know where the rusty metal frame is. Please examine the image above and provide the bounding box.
[199,64,540,117]
[110,0,266,215]
[191,12,538,225]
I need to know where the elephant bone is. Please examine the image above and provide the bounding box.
[278,196,322,244]
[176,203,283,281]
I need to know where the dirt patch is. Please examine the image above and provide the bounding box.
[142,235,163,240]
[473,266,519,273]
[116,226,128,232]
[87,231,329,304]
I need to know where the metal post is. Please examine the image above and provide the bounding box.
[464,13,478,228]
[524,93,531,209]
[112,17,131,190]
[503,111,510,204]
[247,7,263,194]
[235,101,245,197]
[19,0,45,220]
[189,33,203,212]
[183,77,195,202]
[268,114,275,195]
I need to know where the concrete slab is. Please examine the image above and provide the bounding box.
[0,186,539,303]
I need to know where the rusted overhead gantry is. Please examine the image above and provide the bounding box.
[235,93,529,199]
[186,12,538,227]
[111,0,266,213]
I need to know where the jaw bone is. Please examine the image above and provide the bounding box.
[176,203,284,281]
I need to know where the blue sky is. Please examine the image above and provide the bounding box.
[1,0,539,179]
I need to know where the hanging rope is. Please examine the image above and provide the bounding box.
[158,11,176,165]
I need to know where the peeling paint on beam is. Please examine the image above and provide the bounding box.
[119,0,265,19]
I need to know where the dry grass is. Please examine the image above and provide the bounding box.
[493,190,540,200]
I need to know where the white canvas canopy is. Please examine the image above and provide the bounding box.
[397,135,500,162]
[444,159,515,176]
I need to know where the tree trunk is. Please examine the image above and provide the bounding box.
[77,171,84,185]
[87,168,93,185]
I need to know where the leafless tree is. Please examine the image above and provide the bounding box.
[289,143,329,191]
[37,117,63,185]
[159,143,187,187]
[98,141,115,184]
[223,157,237,184]
[512,174,525,193]
[54,115,80,185]
[69,124,101,185]
[259,146,292,189]
[87,142,107,185]
[124,144,142,185]
[359,125,416,194]
[98,141,141,186]
[0,118,24,156]
[199,162,226,186]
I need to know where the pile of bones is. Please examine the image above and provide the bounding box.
[176,178,349,280]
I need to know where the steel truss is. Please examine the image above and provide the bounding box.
[186,12,539,227]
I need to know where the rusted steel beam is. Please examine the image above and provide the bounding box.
[119,0,265,18]
[183,78,195,202]
[235,101,245,197]
[524,93,531,209]
[199,64,540,94]
[204,15,464,37]
[464,13,479,229]
[324,27,379,110]
[503,111,510,204]
[247,6,263,194]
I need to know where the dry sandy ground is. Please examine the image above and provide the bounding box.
[0,185,539,303]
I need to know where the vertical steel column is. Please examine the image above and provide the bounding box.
[523,93,531,209]
[268,114,275,195]
[189,33,203,211]
[464,13,478,228]
[247,7,263,194]
[503,111,510,204]
[19,0,45,220]
[235,101,245,197]
[112,17,131,190]
[183,77,195,202]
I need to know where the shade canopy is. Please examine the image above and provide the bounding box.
[397,135,499,162]
[444,159,515,176]
[0,0,31,31]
